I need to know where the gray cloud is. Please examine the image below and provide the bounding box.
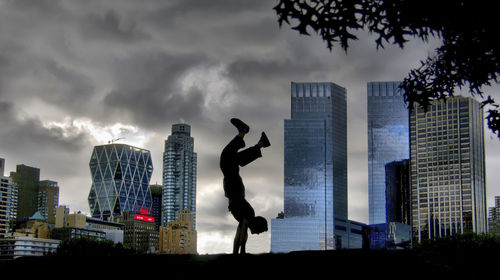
[0,0,498,254]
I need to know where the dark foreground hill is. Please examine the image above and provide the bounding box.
[1,248,495,279]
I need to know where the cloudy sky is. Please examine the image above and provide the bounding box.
[1,0,499,254]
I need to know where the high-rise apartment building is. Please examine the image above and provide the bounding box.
[162,124,197,228]
[410,97,487,241]
[37,180,59,224]
[367,81,409,224]
[10,164,40,222]
[271,82,348,252]
[88,144,153,221]
[1,158,18,237]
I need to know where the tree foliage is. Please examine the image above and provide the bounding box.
[51,237,137,257]
[274,0,500,137]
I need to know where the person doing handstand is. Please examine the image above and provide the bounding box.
[220,118,270,255]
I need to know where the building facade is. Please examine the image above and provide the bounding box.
[0,236,60,260]
[488,196,500,234]
[88,144,153,221]
[367,81,409,225]
[116,210,158,253]
[159,208,197,254]
[271,82,347,252]
[162,124,197,228]
[410,97,487,242]
[37,180,59,224]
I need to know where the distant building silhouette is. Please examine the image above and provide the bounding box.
[410,97,487,241]
[88,144,153,221]
[10,164,40,222]
[367,81,409,225]
[272,82,355,252]
[162,124,197,228]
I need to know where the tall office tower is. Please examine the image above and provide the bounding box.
[162,124,197,228]
[10,164,40,222]
[410,97,486,242]
[367,81,409,225]
[1,158,18,237]
[271,82,347,252]
[37,180,59,224]
[149,184,163,231]
[488,196,500,234]
[88,144,153,221]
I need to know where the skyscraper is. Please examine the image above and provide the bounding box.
[271,82,348,252]
[367,81,409,224]
[88,144,153,221]
[410,96,486,241]
[162,124,197,228]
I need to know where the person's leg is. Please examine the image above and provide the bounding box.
[236,132,271,167]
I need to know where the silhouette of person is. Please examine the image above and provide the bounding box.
[220,118,270,254]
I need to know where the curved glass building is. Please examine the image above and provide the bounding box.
[88,144,153,220]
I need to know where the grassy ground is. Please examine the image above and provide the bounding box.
[1,248,493,279]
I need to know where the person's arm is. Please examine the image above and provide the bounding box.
[233,218,249,254]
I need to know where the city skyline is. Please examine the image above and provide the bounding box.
[0,0,499,254]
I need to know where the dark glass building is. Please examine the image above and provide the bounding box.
[271,82,347,252]
[410,96,487,241]
[367,81,409,224]
[88,144,153,221]
[385,159,410,225]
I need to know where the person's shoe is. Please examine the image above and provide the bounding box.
[230,118,250,134]
[258,132,270,148]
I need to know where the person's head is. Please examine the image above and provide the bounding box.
[248,216,268,234]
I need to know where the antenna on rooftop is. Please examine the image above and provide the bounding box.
[108,137,125,144]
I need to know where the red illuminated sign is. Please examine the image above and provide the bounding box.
[134,214,155,223]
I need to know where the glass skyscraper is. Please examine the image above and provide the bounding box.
[410,96,487,241]
[271,82,347,252]
[162,124,197,228]
[367,81,409,224]
[88,144,153,221]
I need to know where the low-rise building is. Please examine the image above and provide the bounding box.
[159,209,197,254]
[0,236,59,259]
